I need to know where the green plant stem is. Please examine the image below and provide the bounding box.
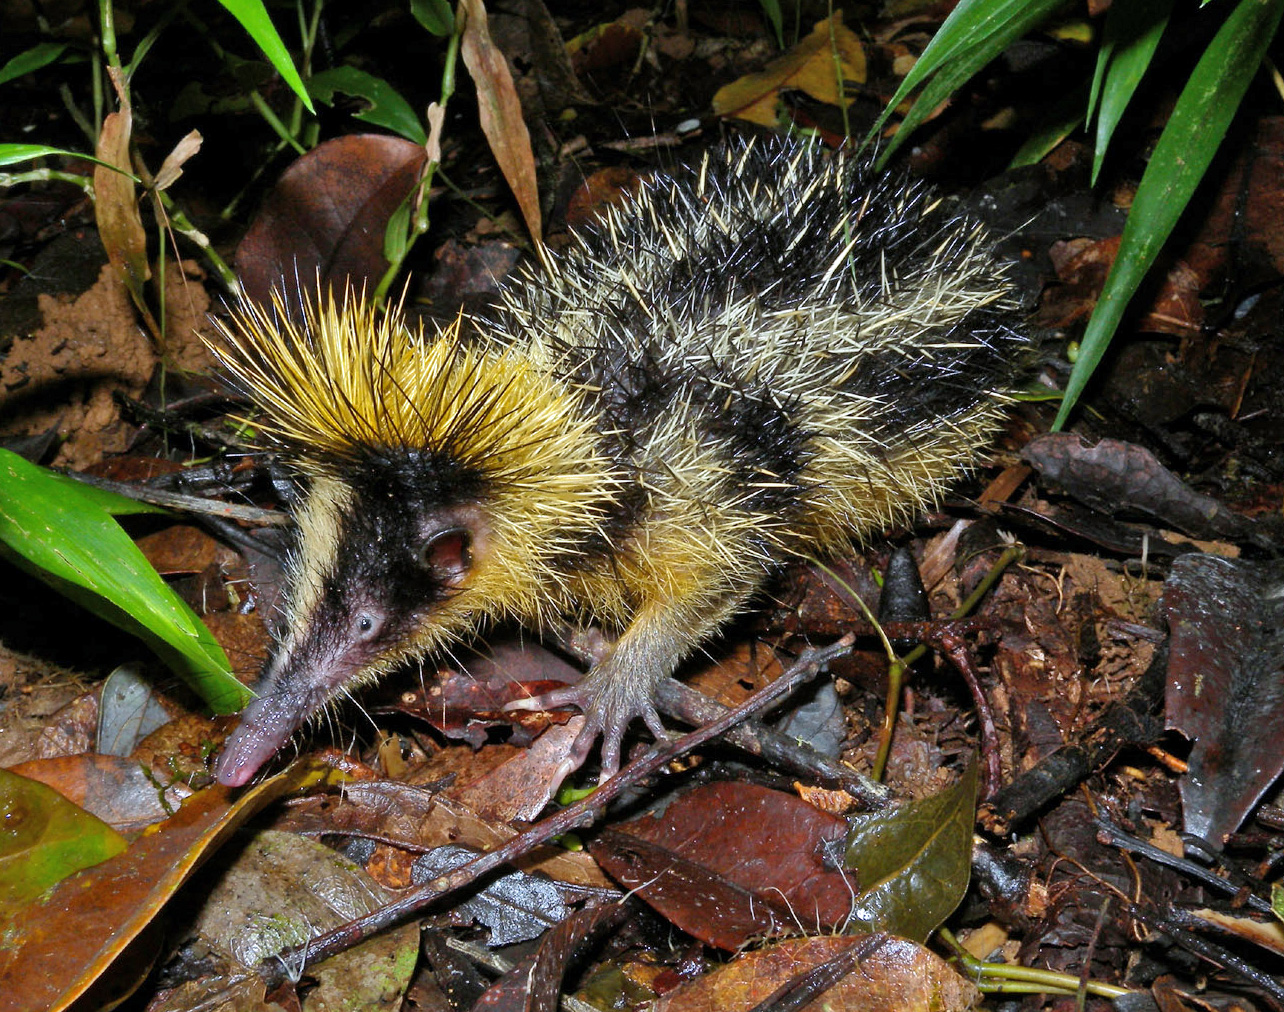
[938,928,1131,998]
[156,192,238,292]
[435,168,517,238]
[98,0,123,77]
[873,657,906,782]
[250,91,307,154]
[871,542,1022,781]
[288,0,324,141]
[372,19,463,304]
[125,3,184,80]
[0,169,95,192]
[60,82,97,148]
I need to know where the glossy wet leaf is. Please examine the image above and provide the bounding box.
[0,450,244,713]
[843,762,977,940]
[652,935,980,1012]
[0,762,350,1012]
[591,782,854,950]
[148,830,418,1011]
[413,844,569,946]
[1022,434,1263,543]
[0,770,127,916]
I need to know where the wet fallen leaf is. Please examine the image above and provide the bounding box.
[96,664,174,757]
[0,770,126,915]
[480,901,632,1010]
[590,781,854,949]
[1163,555,1284,847]
[1035,235,1204,336]
[1023,434,1261,543]
[713,14,866,128]
[652,935,980,1012]
[0,762,349,1012]
[843,761,976,941]
[413,843,568,946]
[278,779,611,889]
[447,718,584,821]
[7,753,188,832]
[148,830,418,1011]
[567,20,644,75]
[565,166,649,230]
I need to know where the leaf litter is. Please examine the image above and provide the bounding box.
[3,1,1284,1009]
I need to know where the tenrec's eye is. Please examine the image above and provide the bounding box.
[354,612,383,641]
[418,527,473,584]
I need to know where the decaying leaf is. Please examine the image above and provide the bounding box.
[149,830,418,1011]
[0,770,127,916]
[590,781,854,950]
[1163,555,1284,847]
[651,935,980,1012]
[93,69,149,317]
[1023,434,1261,543]
[713,14,867,127]
[0,763,349,1012]
[234,134,427,308]
[460,0,543,251]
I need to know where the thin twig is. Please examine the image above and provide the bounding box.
[255,634,857,988]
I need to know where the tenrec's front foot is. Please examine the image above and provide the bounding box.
[506,671,669,786]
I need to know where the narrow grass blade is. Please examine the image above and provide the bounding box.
[1090,0,1173,184]
[0,451,247,713]
[1055,0,1284,430]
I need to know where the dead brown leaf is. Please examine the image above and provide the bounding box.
[652,935,980,1012]
[713,13,866,127]
[93,68,153,336]
[460,0,543,254]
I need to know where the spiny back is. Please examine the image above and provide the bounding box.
[491,138,1025,545]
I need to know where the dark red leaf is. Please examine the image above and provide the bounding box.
[235,134,426,307]
[590,782,853,949]
[1164,555,1284,846]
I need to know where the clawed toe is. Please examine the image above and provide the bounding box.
[505,679,667,784]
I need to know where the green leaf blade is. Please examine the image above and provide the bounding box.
[843,762,977,941]
[411,0,455,36]
[1090,0,1173,184]
[1055,0,1284,429]
[215,0,315,113]
[0,771,128,917]
[0,144,132,174]
[0,450,247,713]
[0,42,69,87]
[308,67,427,145]
[870,0,1066,165]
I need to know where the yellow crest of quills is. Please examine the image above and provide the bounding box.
[211,136,1026,787]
